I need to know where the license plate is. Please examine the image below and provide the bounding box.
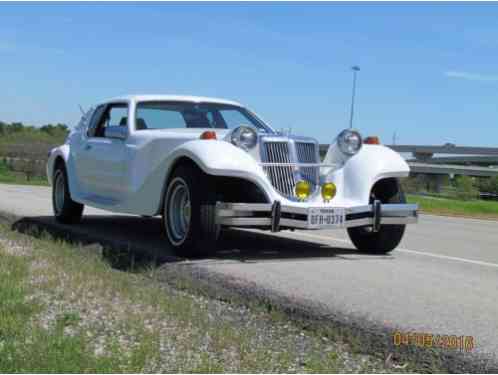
[308,208,345,228]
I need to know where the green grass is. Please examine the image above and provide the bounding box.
[0,250,137,372]
[407,194,498,219]
[0,161,48,186]
[0,225,425,373]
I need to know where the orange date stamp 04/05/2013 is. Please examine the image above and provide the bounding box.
[393,331,475,352]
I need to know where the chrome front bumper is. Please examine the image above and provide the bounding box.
[216,201,418,232]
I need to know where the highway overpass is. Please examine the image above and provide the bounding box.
[319,144,498,177]
[388,144,498,156]
[390,144,498,177]
[408,162,498,177]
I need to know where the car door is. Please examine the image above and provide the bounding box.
[74,103,129,203]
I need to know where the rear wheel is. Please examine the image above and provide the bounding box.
[162,164,220,257]
[347,179,406,254]
[52,164,84,224]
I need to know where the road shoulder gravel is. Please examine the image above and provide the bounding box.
[1,207,495,372]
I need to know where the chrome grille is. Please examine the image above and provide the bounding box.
[261,141,295,197]
[261,139,319,199]
[296,142,319,186]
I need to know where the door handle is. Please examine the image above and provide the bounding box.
[84,144,92,151]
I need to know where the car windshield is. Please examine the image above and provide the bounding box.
[135,101,273,133]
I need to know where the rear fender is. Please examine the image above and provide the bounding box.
[46,144,86,203]
[46,145,70,186]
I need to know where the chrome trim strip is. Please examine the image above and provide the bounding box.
[345,204,419,216]
[219,217,272,226]
[346,205,371,214]
[217,216,418,228]
[382,217,418,225]
[217,202,273,211]
[280,218,309,229]
[215,202,419,229]
[281,206,309,215]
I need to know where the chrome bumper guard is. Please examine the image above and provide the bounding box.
[216,201,418,231]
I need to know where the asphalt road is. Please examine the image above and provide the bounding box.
[1,184,498,366]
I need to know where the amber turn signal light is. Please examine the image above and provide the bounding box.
[364,136,380,145]
[200,131,217,140]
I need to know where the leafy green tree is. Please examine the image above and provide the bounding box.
[9,122,24,132]
[476,176,498,195]
[453,175,479,200]
[490,177,498,194]
[40,124,54,134]
[56,123,68,132]
[482,176,498,194]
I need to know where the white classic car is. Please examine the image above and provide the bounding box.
[47,95,418,256]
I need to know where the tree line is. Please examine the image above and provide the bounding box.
[0,121,70,180]
[0,121,69,139]
[402,174,498,200]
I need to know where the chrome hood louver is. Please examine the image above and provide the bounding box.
[259,135,320,200]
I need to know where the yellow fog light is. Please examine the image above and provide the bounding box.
[321,182,337,202]
[295,180,311,201]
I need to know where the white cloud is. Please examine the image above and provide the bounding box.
[444,71,498,82]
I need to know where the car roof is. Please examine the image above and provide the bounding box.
[102,94,242,107]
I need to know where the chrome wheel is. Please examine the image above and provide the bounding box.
[165,177,191,246]
[54,171,65,215]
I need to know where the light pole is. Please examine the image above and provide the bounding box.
[349,65,360,129]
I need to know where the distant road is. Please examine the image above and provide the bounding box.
[1,184,498,368]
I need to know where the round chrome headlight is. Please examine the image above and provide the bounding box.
[231,126,258,150]
[337,129,362,156]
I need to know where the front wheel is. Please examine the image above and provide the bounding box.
[162,164,220,257]
[52,164,84,224]
[347,179,406,254]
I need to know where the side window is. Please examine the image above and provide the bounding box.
[219,109,255,130]
[205,112,217,127]
[93,104,128,137]
[107,106,129,128]
[135,103,187,130]
[87,105,106,137]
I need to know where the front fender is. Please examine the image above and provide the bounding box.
[136,140,274,215]
[341,144,409,204]
[168,140,267,179]
[166,140,274,196]
[115,139,275,216]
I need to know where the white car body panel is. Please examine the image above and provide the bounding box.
[47,94,415,227]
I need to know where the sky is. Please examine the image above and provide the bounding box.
[0,2,497,146]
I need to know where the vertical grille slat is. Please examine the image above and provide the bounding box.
[296,142,319,187]
[262,139,319,199]
[273,143,283,194]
